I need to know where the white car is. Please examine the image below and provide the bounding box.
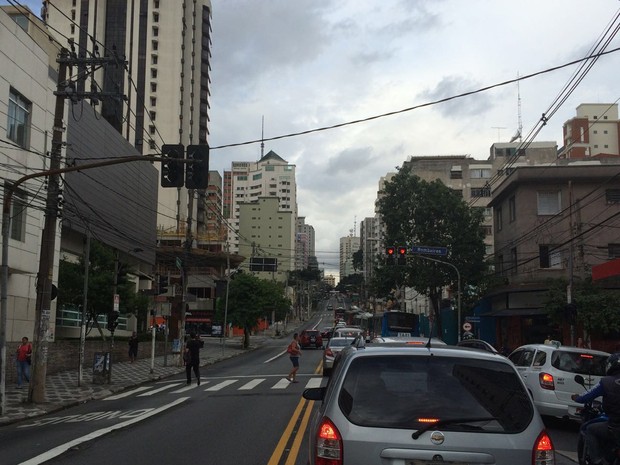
[508,343,610,419]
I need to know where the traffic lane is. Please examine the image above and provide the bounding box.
[544,415,580,463]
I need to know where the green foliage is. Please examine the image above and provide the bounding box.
[216,273,291,348]
[335,273,364,293]
[352,249,363,272]
[544,278,620,334]
[57,240,146,320]
[288,268,321,285]
[376,165,488,330]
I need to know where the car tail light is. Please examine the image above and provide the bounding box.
[325,348,334,357]
[315,417,342,465]
[532,430,554,464]
[539,372,555,390]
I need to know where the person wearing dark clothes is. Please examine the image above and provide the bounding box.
[128,332,138,363]
[185,332,201,385]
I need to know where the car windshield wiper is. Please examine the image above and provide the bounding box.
[411,416,498,440]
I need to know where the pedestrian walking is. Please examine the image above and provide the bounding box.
[286,333,301,383]
[128,331,139,363]
[184,332,201,385]
[16,336,32,389]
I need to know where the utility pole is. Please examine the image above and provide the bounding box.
[28,48,70,403]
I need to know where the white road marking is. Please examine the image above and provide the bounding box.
[204,379,237,391]
[239,378,265,390]
[305,377,323,388]
[171,383,204,393]
[272,378,292,389]
[138,383,183,396]
[103,386,151,400]
[18,398,189,465]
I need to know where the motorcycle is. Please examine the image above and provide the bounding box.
[574,375,620,465]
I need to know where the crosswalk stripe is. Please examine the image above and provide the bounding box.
[172,383,204,393]
[239,378,265,390]
[205,379,238,391]
[138,383,184,396]
[305,377,323,388]
[104,386,151,400]
[272,378,292,389]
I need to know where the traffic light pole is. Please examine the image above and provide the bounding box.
[415,255,462,342]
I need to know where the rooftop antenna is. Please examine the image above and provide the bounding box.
[491,127,506,142]
[510,73,523,143]
[260,115,265,159]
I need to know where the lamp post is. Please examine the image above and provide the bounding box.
[415,255,462,342]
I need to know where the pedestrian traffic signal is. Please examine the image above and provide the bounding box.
[160,144,184,187]
[185,144,210,189]
[397,246,407,265]
[386,246,396,264]
[107,312,119,332]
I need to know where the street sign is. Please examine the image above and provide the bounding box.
[465,316,481,323]
[113,294,119,312]
[176,257,183,270]
[411,245,448,256]
[462,322,472,331]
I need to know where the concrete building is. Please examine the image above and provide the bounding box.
[339,235,360,279]
[561,103,620,159]
[487,160,620,348]
[360,217,380,285]
[224,150,297,257]
[43,0,213,246]
[0,6,60,342]
[295,217,316,270]
[238,197,294,283]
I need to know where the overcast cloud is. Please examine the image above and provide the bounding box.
[13,0,620,277]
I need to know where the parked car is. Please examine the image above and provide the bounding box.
[303,343,554,465]
[322,336,356,376]
[456,338,500,354]
[299,329,323,349]
[320,326,334,340]
[508,343,610,420]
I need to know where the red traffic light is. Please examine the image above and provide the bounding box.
[398,246,407,256]
[386,246,396,256]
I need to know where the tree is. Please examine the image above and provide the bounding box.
[57,240,148,335]
[544,277,620,336]
[377,165,487,335]
[216,273,291,348]
[352,249,363,272]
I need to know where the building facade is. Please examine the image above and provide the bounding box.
[562,103,620,159]
[339,235,360,279]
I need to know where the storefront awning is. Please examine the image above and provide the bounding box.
[592,257,620,281]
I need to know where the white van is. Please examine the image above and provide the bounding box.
[332,327,364,339]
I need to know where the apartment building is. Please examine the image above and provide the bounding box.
[561,103,620,159]
[238,197,294,283]
[224,150,297,257]
[44,0,213,244]
[295,217,316,270]
[339,235,360,279]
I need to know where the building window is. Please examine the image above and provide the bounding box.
[70,24,75,34]
[7,88,31,148]
[149,111,156,121]
[481,225,492,236]
[149,125,156,135]
[509,196,516,222]
[593,130,598,134]
[495,206,503,232]
[540,245,562,269]
[8,186,26,242]
[607,243,620,258]
[471,187,491,197]
[152,40,158,51]
[497,254,504,275]
[450,169,462,179]
[151,83,157,93]
[151,55,158,65]
[537,191,561,215]
[151,69,158,79]
[470,168,491,179]
[606,189,620,204]
[265,165,275,171]
[510,247,517,274]
[452,189,463,197]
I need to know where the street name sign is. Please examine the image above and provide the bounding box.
[411,245,448,256]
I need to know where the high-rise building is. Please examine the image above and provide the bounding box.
[340,235,360,279]
[43,0,213,243]
[561,103,620,159]
[223,150,298,256]
[296,217,316,270]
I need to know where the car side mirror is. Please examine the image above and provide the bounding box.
[303,387,326,401]
[574,374,586,388]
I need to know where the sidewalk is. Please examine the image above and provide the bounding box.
[0,336,264,426]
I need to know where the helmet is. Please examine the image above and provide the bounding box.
[607,353,620,376]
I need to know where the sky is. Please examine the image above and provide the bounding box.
[9,0,620,277]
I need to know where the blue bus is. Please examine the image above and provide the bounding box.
[370,311,419,338]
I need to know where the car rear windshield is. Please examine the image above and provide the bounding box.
[551,350,607,375]
[329,339,354,348]
[338,354,533,433]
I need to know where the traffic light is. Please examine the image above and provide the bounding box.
[185,144,210,189]
[158,275,169,295]
[397,246,407,265]
[385,246,396,264]
[107,312,119,332]
[160,144,184,187]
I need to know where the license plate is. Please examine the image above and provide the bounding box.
[409,461,466,465]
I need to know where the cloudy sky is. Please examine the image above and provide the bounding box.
[11,0,620,277]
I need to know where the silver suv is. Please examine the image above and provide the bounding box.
[303,341,555,465]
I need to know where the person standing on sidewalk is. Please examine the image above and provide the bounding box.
[286,333,301,383]
[128,331,139,363]
[16,336,32,389]
[184,332,202,385]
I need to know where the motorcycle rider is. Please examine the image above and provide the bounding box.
[572,353,620,465]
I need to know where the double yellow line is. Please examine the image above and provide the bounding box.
[267,361,323,465]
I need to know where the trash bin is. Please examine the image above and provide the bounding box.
[93,352,111,384]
